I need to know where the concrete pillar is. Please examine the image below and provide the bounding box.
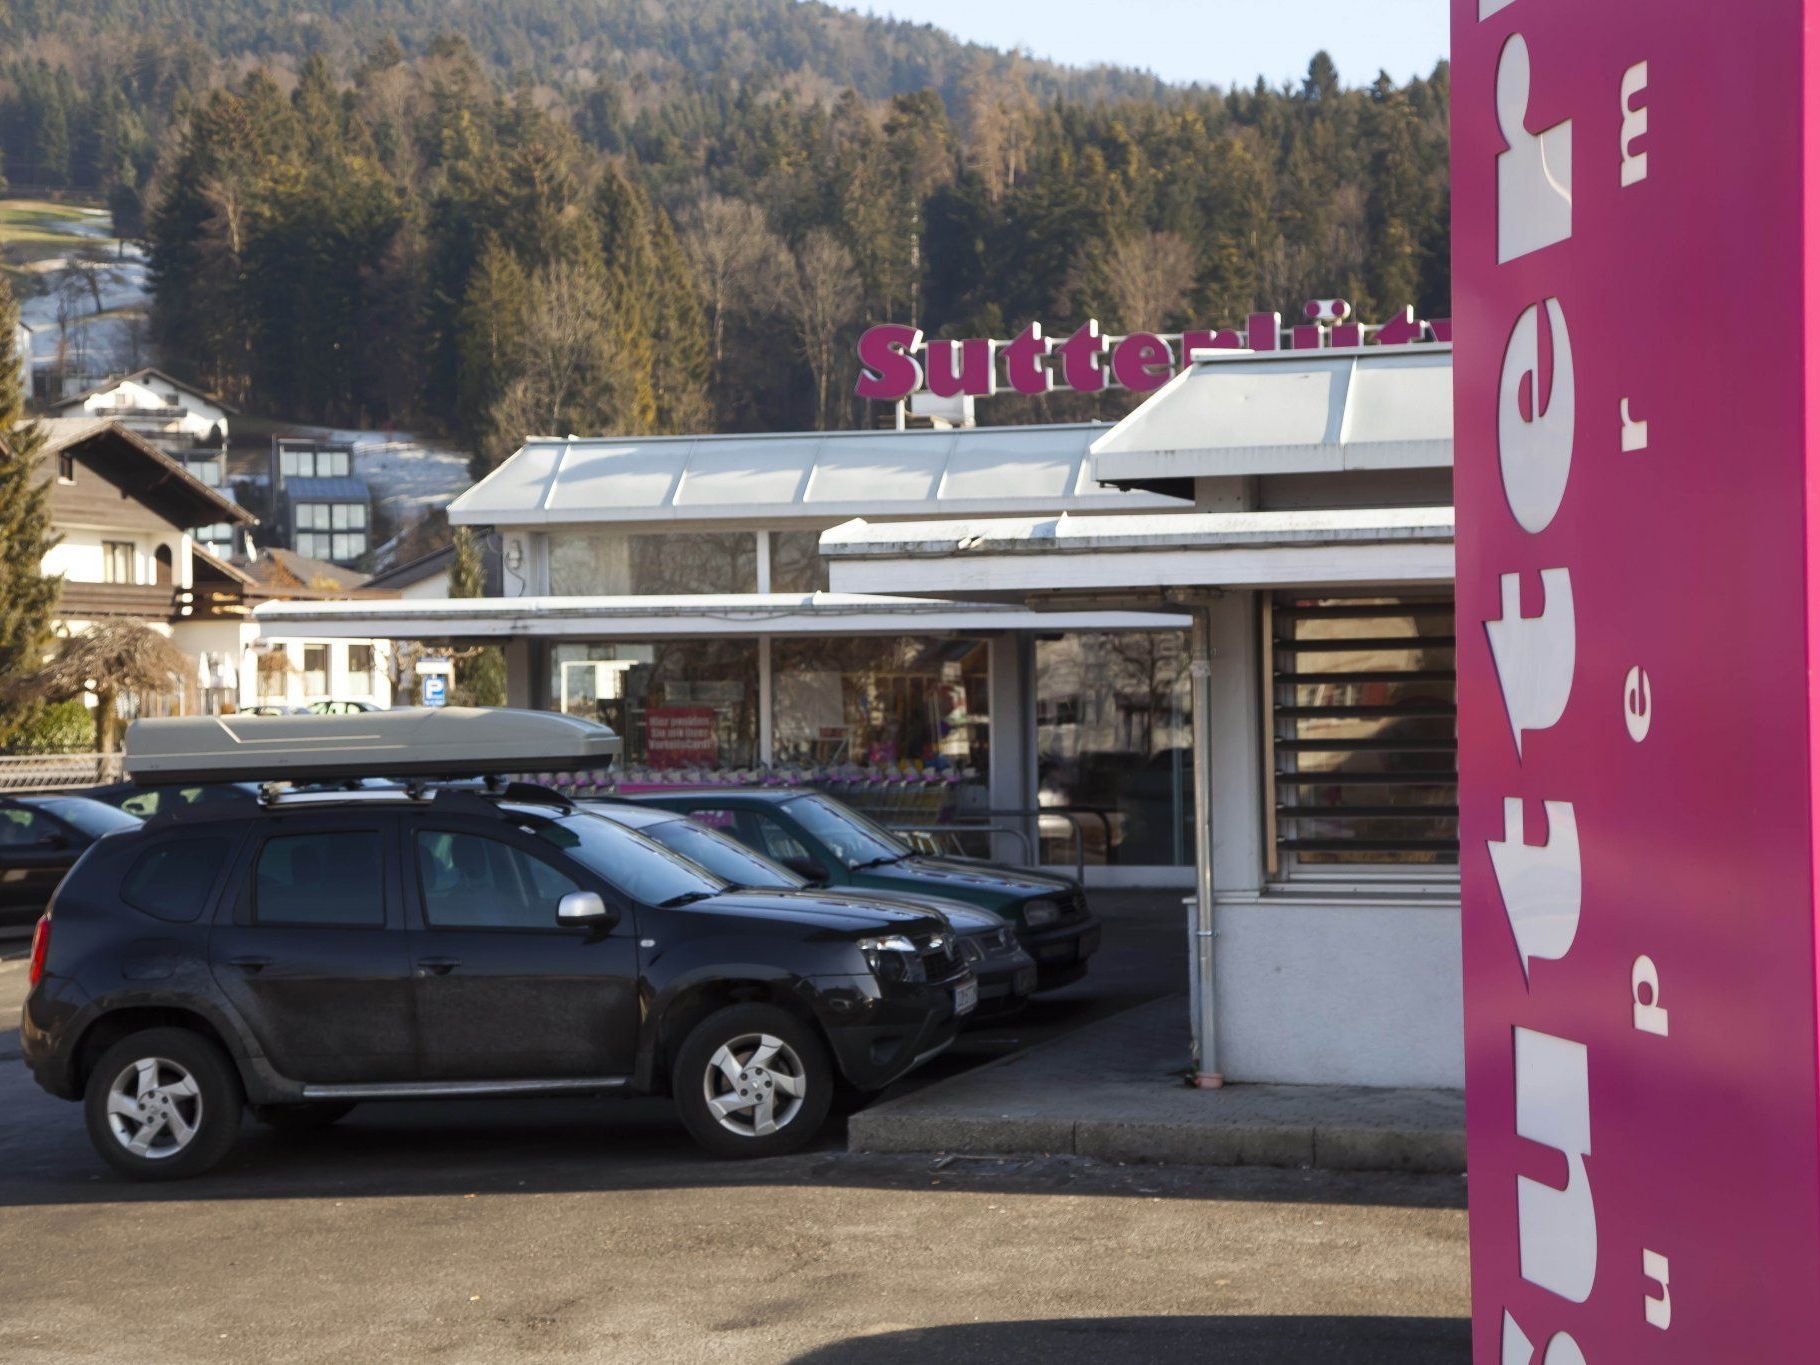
[986,633,1035,866]
[502,638,534,710]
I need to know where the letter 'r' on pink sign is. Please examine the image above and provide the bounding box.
[1111,334,1176,392]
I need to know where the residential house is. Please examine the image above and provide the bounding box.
[49,367,233,452]
[271,438,372,567]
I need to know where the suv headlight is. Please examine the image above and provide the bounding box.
[858,933,927,983]
[1023,898,1064,928]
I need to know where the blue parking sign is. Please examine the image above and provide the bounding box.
[422,675,448,708]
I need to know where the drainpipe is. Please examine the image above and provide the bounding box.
[1189,602,1223,1088]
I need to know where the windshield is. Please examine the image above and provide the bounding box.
[786,794,909,869]
[643,818,804,890]
[31,798,143,839]
[536,813,728,906]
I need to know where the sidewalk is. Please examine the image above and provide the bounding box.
[850,995,1466,1174]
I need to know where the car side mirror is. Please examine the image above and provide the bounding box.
[557,891,614,926]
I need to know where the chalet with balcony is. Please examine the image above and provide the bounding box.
[48,368,233,454]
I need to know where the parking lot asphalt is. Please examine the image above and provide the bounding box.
[0,897,1471,1363]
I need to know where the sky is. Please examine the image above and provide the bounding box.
[843,0,1449,90]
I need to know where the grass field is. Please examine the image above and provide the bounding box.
[0,198,115,266]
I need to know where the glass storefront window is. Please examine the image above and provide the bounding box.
[548,531,758,596]
[549,640,758,769]
[771,636,989,774]
[1035,632,1192,867]
[769,530,830,594]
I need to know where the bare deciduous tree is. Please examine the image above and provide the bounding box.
[483,257,622,450]
[679,195,789,374]
[781,229,862,431]
[1098,231,1200,333]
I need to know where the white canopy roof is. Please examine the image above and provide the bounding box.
[820,507,1455,601]
[448,424,1190,529]
[1090,345,1453,484]
[252,592,1189,639]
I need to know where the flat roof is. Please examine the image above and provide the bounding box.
[250,592,1190,640]
[1090,345,1452,485]
[819,507,1455,601]
[447,424,1192,529]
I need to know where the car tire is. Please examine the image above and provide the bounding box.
[671,1004,833,1159]
[252,1102,356,1131]
[83,1028,243,1181]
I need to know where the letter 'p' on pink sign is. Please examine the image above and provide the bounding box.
[1455,0,1820,1358]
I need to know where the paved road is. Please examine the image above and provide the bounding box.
[0,900,1470,1363]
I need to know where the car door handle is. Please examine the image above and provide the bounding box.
[228,955,272,974]
[416,958,461,977]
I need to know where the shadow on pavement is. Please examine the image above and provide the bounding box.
[789,1315,1470,1364]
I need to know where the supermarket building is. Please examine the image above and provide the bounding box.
[257,338,1458,1088]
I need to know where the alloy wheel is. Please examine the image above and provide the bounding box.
[703,1033,808,1138]
[104,1057,204,1160]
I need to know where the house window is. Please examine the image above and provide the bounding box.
[301,645,330,697]
[57,453,75,482]
[346,644,374,696]
[330,533,368,562]
[330,502,367,531]
[257,648,290,699]
[102,542,135,585]
[1266,594,1458,875]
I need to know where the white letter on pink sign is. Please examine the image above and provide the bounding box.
[1501,1314,1588,1365]
[1499,300,1576,532]
[1487,569,1577,755]
[1489,798,1581,980]
[1621,62,1650,187]
[1496,34,1574,262]
[1515,1027,1598,1304]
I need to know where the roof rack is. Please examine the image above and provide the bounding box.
[123,707,621,786]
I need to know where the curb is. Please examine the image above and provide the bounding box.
[848,1002,1466,1175]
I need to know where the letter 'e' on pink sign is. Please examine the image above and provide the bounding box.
[1455,0,1820,1358]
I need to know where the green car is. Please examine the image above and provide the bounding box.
[625,789,1101,990]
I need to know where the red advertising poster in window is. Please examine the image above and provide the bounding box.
[646,706,718,767]
[1454,0,1820,1356]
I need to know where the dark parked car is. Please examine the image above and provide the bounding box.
[81,780,261,820]
[21,782,976,1179]
[0,796,142,929]
[584,800,1038,1018]
[627,790,1101,989]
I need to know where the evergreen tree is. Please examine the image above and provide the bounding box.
[0,279,62,748]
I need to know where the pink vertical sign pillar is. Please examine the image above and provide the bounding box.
[1455,0,1820,1358]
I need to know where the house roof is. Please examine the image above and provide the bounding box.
[49,366,238,416]
[286,475,370,502]
[447,423,1193,529]
[245,547,373,595]
[36,418,256,530]
[361,543,454,592]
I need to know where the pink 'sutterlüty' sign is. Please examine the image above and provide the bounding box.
[1455,0,1820,1357]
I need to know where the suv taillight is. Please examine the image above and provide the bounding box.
[27,916,49,987]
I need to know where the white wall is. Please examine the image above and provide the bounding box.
[398,569,451,600]
[1211,895,1464,1088]
[45,527,189,588]
[76,377,227,442]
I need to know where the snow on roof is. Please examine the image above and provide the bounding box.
[447,424,1192,528]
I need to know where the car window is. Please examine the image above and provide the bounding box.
[534,813,726,907]
[0,807,54,847]
[784,795,908,868]
[746,813,814,864]
[34,798,142,839]
[416,829,580,930]
[642,818,804,890]
[123,836,233,923]
[254,830,385,927]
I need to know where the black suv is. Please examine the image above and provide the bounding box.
[20,784,975,1179]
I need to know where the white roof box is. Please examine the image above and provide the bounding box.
[123,707,621,785]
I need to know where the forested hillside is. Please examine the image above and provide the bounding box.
[0,1,1450,468]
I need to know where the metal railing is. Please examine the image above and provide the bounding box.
[0,753,120,791]
[884,806,1117,885]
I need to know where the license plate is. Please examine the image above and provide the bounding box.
[953,979,979,1016]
